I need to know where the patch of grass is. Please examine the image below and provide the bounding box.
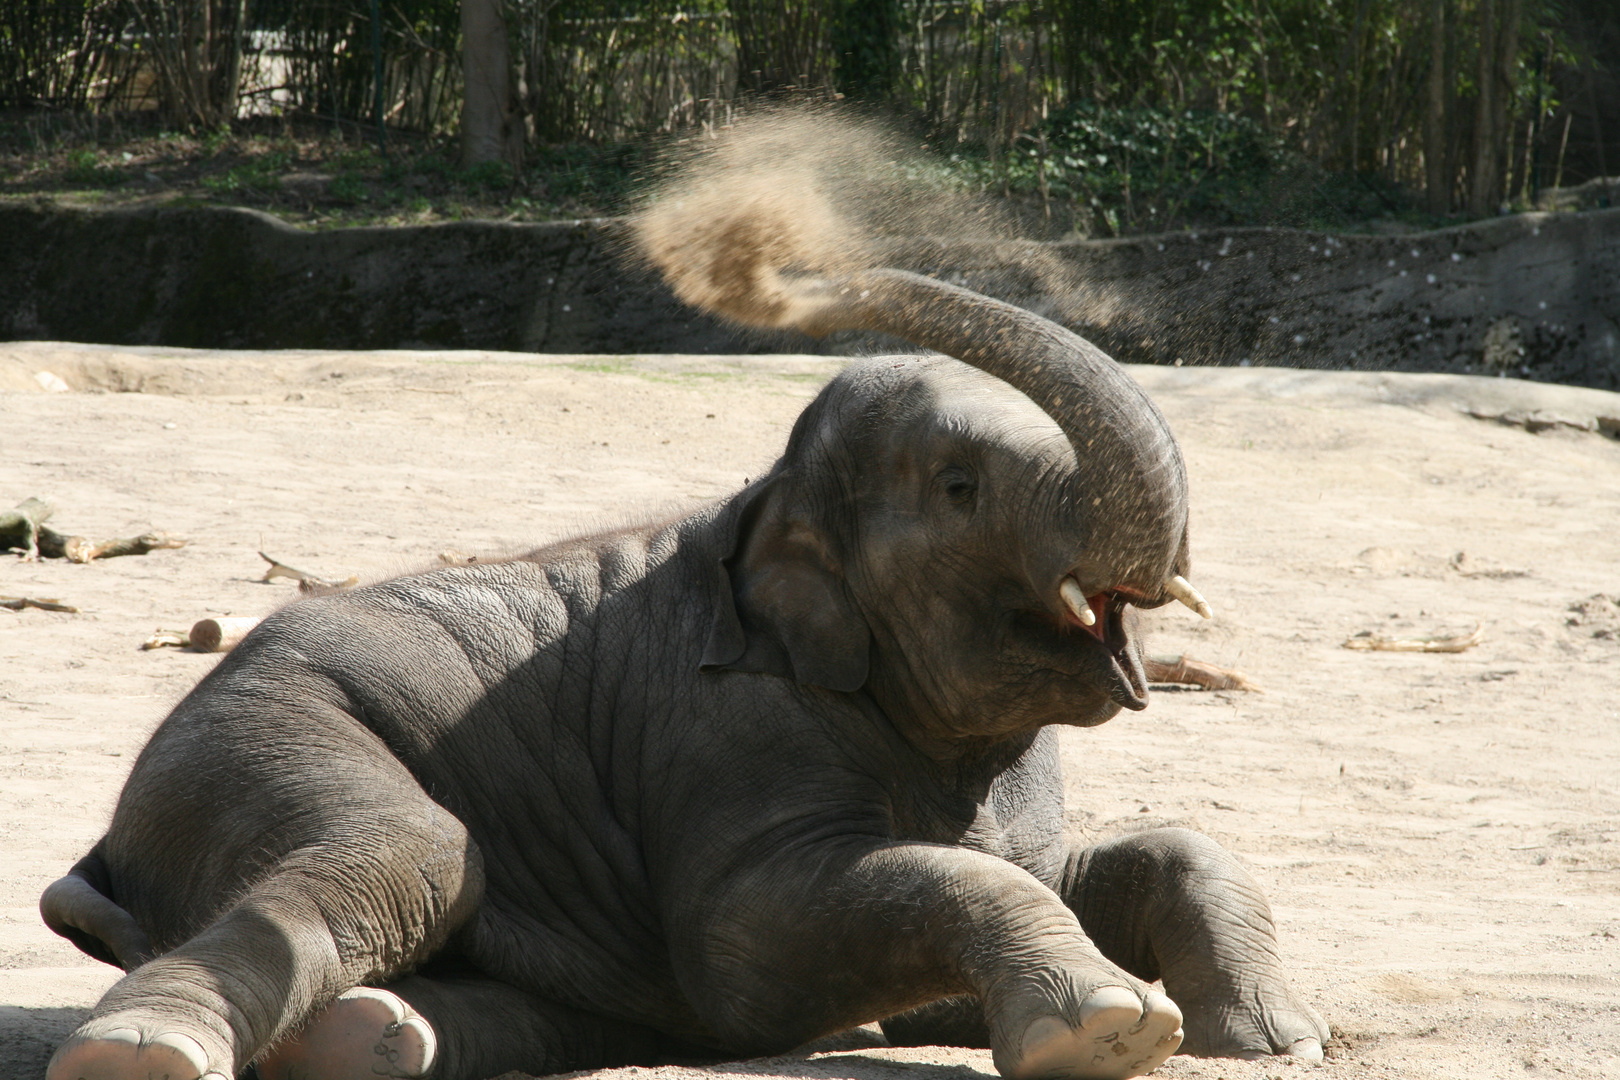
[640,370,748,385]
[563,357,635,374]
[63,148,118,186]
[328,173,368,203]
[201,127,233,156]
[201,150,291,194]
[460,160,512,190]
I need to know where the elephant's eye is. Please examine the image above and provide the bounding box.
[935,465,977,507]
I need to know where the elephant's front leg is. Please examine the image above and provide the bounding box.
[1060,828,1329,1060]
[679,841,1183,1080]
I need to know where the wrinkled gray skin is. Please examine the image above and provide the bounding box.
[42,271,1328,1080]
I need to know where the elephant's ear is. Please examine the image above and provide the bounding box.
[701,479,871,693]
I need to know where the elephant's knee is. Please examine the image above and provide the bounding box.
[1129,828,1239,873]
[278,807,484,975]
[1068,827,1224,892]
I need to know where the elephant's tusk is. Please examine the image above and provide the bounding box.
[1165,575,1213,619]
[1058,577,1096,626]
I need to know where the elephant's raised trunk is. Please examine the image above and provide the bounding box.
[797,270,1199,614]
[796,269,1177,486]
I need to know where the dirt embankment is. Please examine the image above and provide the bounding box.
[2,204,1617,388]
[2,342,1618,1080]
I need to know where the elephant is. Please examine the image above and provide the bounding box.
[40,265,1328,1080]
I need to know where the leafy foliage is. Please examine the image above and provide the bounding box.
[1,0,1609,228]
[925,104,1429,234]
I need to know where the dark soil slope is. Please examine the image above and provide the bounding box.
[3,204,1616,388]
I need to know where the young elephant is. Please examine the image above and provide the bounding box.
[42,269,1327,1080]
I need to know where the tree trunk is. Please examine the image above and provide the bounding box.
[461,0,521,170]
[1424,0,1448,213]
[1495,0,1523,201]
[1468,0,1497,215]
[187,0,209,121]
[212,0,247,126]
[1348,0,1370,172]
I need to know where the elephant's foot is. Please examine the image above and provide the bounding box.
[1174,976,1328,1062]
[258,987,437,1080]
[994,986,1182,1080]
[47,1027,228,1080]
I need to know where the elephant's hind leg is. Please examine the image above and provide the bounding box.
[1061,828,1328,1060]
[48,753,483,1080]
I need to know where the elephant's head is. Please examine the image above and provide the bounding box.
[695,268,1209,752]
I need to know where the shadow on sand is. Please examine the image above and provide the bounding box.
[0,1006,87,1080]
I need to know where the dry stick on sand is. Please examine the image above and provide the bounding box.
[1,596,80,613]
[1342,624,1485,653]
[141,630,191,650]
[1143,654,1262,692]
[259,551,358,594]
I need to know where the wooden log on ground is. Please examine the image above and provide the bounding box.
[188,617,262,653]
[1143,654,1261,692]
[38,530,187,562]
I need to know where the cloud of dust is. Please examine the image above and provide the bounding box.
[631,107,1059,332]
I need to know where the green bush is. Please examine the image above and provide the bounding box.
[935,104,1429,235]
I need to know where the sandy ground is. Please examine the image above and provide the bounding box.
[2,341,1618,1080]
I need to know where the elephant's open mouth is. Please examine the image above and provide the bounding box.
[1012,591,1149,713]
[1082,594,1149,711]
